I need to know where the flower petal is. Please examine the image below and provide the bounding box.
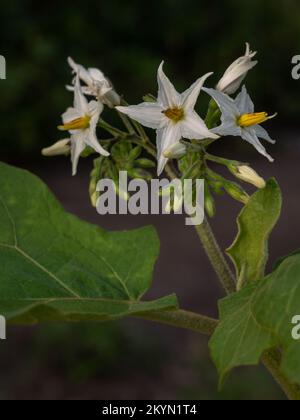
[235,85,254,114]
[116,103,166,129]
[254,124,276,144]
[203,88,239,117]
[88,67,106,82]
[74,76,89,113]
[212,120,241,137]
[181,111,219,140]
[241,128,274,162]
[70,133,86,176]
[68,57,93,87]
[62,107,81,124]
[86,104,109,157]
[156,123,182,175]
[181,72,213,110]
[157,62,180,108]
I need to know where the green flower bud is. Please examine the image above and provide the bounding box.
[135,158,156,169]
[129,146,142,161]
[224,182,249,204]
[204,184,216,218]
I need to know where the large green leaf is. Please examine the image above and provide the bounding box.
[210,253,300,385]
[0,162,177,324]
[227,179,282,288]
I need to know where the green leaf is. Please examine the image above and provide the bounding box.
[227,178,282,288]
[273,249,300,271]
[210,253,300,386]
[0,162,177,324]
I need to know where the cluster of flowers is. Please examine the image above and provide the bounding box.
[43,44,276,189]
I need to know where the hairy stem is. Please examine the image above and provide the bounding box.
[262,349,300,401]
[136,309,218,336]
[195,218,236,294]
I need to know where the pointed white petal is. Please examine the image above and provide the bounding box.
[241,128,274,162]
[116,103,166,129]
[62,107,81,124]
[88,67,106,82]
[85,129,110,157]
[86,105,109,157]
[88,100,104,119]
[70,133,86,176]
[74,76,89,113]
[181,111,219,140]
[156,123,182,175]
[254,124,276,144]
[157,62,180,108]
[235,85,254,114]
[212,120,241,137]
[68,57,93,87]
[203,88,239,117]
[181,73,213,110]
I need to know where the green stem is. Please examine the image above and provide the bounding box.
[135,309,218,336]
[98,119,126,137]
[117,110,135,135]
[195,219,236,294]
[262,349,300,401]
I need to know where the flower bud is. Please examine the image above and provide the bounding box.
[204,184,216,218]
[42,139,71,157]
[229,164,266,189]
[216,43,258,95]
[224,182,249,204]
[163,143,187,159]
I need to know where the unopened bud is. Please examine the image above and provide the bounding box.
[204,184,216,218]
[224,182,249,204]
[163,143,187,159]
[229,164,266,189]
[42,139,70,157]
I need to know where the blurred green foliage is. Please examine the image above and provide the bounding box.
[1,0,300,159]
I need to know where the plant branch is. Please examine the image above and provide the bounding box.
[195,219,236,294]
[262,349,300,401]
[135,309,218,336]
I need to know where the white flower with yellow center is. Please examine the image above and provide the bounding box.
[67,57,120,108]
[116,62,219,175]
[203,86,276,162]
[217,43,258,95]
[58,76,109,175]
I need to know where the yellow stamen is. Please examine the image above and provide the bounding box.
[58,115,91,131]
[162,107,185,123]
[237,112,277,128]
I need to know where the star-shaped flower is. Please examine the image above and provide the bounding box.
[116,62,218,175]
[58,76,109,175]
[203,86,276,162]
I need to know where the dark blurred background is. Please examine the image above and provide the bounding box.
[1,0,300,400]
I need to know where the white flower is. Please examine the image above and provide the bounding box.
[58,76,109,175]
[216,43,258,95]
[42,139,71,157]
[230,164,266,189]
[116,62,218,175]
[67,57,120,108]
[203,85,276,162]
